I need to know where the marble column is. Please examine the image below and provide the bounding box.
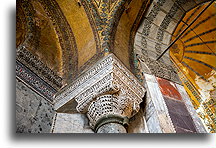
[97,123,127,133]
[53,54,146,133]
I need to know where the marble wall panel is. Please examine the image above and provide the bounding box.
[16,79,55,133]
[144,74,176,133]
[128,108,149,133]
[145,101,163,133]
[164,97,197,132]
[146,81,168,113]
[156,77,199,133]
[156,77,182,100]
[176,84,207,133]
[52,113,94,133]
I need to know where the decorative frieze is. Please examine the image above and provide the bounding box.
[136,54,180,83]
[17,46,63,90]
[16,60,57,102]
[54,54,146,131]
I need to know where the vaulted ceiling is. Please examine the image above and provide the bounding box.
[16,0,215,132]
[170,1,215,108]
[16,0,150,86]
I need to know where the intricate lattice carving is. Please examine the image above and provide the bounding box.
[87,93,138,128]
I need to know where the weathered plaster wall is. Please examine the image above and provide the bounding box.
[16,79,55,133]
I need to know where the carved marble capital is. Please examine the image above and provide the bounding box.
[54,53,146,130]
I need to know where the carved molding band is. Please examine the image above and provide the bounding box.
[54,53,146,129]
[17,46,63,90]
[16,60,57,102]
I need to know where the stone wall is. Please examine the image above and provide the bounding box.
[16,79,55,133]
[51,113,93,133]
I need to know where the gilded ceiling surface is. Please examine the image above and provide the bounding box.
[170,1,216,132]
[17,0,63,75]
[16,0,151,84]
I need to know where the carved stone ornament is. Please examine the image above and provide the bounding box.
[54,53,146,130]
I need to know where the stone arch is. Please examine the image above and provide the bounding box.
[132,0,213,133]
[16,0,79,88]
[133,0,211,82]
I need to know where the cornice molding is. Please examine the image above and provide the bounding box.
[16,46,63,90]
[16,60,57,103]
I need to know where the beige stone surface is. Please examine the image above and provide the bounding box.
[52,113,94,133]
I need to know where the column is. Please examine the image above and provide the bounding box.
[53,53,146,133]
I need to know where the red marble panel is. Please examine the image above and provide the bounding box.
[156,77,182,100]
